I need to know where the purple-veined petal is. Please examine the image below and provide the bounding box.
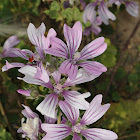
[2,60,25,72]
[73,132,82,140]
[78,61,107,75]
[17,89,31,96]
[3,35,20,50]
[81,128,118,140]
[18,66,53,88]
[94,16,102,25]
[41,28,57,51]
[83,2,97,24]
[125,1,139,17]
[1,48,20,58]
[22,104,39,119]
[7,48,29,60]
[44,115,57,124]
[34,62,49,83]
[41,124,71,140]
[98,0,116,25]
[63,68,99,88]
[79,37,107,60]
[61,117,67,124]
[46,37,68,59]
[59,100,79,126]
[47,28,57,38]
[52,71,61,84]
[18,65,37,77]
[36,93,58,119]
[35,46,44,60]
[91,25,102,35]
[27,22,46,47]
[64,21,82,58]
[59,60,78,80]
[80,94,110,125]
[21,49,34,57]
[62,91,90,110]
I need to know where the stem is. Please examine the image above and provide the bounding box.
[0,100,14,140]
[57,111,61,124]
[104,18,140,101]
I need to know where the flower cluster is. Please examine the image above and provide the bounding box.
[1,21,118,140]
[82,0,139,35]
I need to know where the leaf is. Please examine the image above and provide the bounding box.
[0,128,12,140]
[61,8,73,21]
[50,1,60,11]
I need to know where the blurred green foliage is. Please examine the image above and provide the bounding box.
[0,128,12,140]
[0,0,140,140]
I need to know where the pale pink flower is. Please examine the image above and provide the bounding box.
[41,95,118,140]
[46,21,107,80]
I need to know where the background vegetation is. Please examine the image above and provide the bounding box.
[0,0,140,139]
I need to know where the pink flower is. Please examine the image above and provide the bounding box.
[17,105,41,140]
[46,21,107,80]
[41,95,118,140]
[2,23,56,72]
[1,35,20,58]
[18,65,101,118]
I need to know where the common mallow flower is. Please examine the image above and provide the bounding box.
[41,94,118,140]
[46,21,107,80]
[84,16,102,36]
[17,105,41,140]
[108,0,139,17]
[83,0,116,25]
[0,35,20,58]
[18,65,100,118]
[2,23,56,72]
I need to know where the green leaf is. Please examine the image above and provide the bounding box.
[61,8,73,21]
[50,1,60,11]
[0,128,12,140]
[115,67,126,81]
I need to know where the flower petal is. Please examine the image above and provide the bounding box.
[83,2,97,24]
[17,89,31,96]
[80,94,110,125]
[78,61,107,75]
[63,68,99,88]
[27,22,46,47]
[22,104,39,119]
[81,128,118,140]
[46,37,68,59]
[52,71,61,84]
[64,21,82,58]
[63,91,90,110]
[44,115,57,124]
[3,35,20,50]
[42,28,57,50]
[34,62,49,83]
[59,60,78,80]
[125,1,139,17]
[2,60,25,72]
[79,37,107,60]
[73,132,82,140]
[41,124,71,140]
[98,1,116,25]
[18,66,53,88]
[36,93,58,119]
[59,100,79,126]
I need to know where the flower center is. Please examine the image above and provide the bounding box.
[73,123,83,133]
[22,118,39,137]
[54,83,63,93]
[73,52,81,61]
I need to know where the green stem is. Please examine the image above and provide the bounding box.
[57,111,61,124]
